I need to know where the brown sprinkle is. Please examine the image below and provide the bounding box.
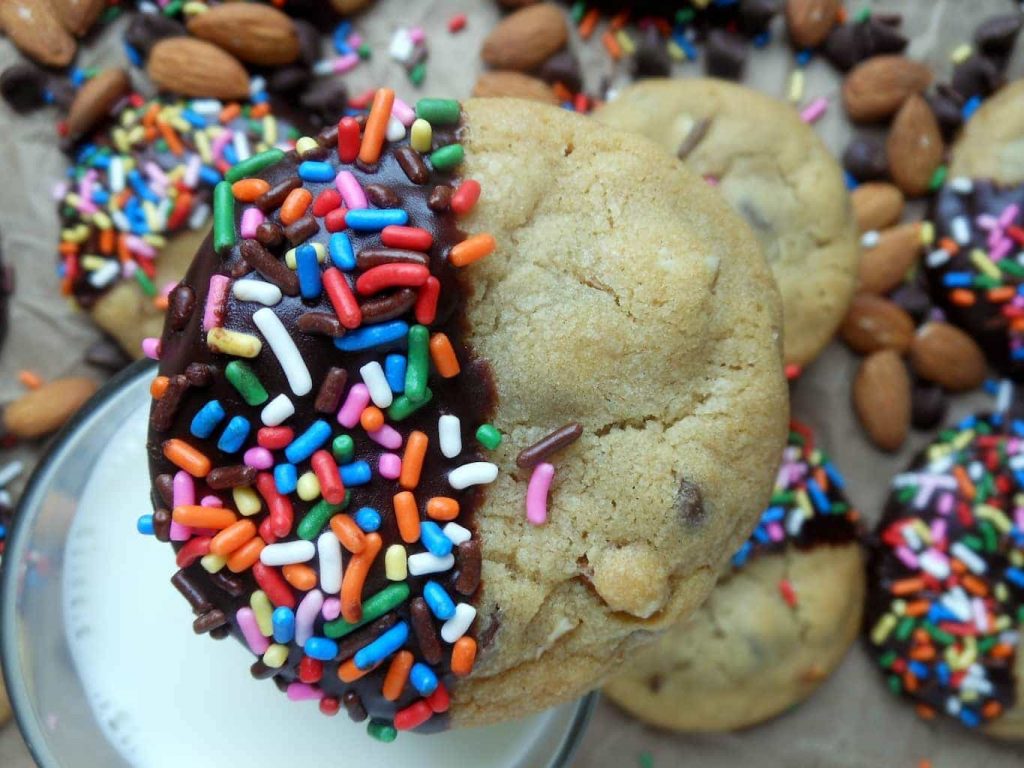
[297,311,347,338]
[315,367,348,414]
[516,422,584,468]
[150,374,189,432]
[359,288,418,324]
[343,691,368,722]
[255,175,302,213]
[240,239,300,296]
[455,539,482,596]
[207,464,257,489]
[171,568,212,614]
[355,248,428,270]
[395,146,430,185]
[428,184,453,212]
[410,597,443,665]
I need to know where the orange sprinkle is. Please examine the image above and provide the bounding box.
[890,577,926,596]
[952,465,975,500]
[609,10,629,30]
[117,232,132,263]
[961,574,989,597]
[578,8,599,39]
[157,119,184,156]
[279,187,313,225]
[330,514,367,554]
[393,491,421,543]
[911,628,931,645]
[18,370,44,390]
[162,439,211,477]
[360,405,385,432]
[429,333,460,378]
[918,761,932,768]
[1012,317,1024,333]
[601,30,622,60]
[835,5,848,23]
[982,701,1002,720]
[909,645,936,662]
[154,294,170,311]
[341,532,382,624]
[172,505,237,530]
[98,227,115,255]
[359,87,395,165]
[150,375,170,399]
[144,125,157,142]
[58,242,79,257]
[903,671,919,693]
[399,432,429,490]
[950,289,976,307]
[991,642,1015,660]
[938,237,960,254]
[552,82,573,102]
[231,178,271,203]
[951,559,967,575]
[451,637,477,677]
[426,497,459,522]
[989,286,1016,303]
[227,537,265,573]
[219,103,241,124]
[282,563,318,591]
[251,102,271,119]
[382,650,414,701]
[338,658,375,683]
[449,233,496,267]
[210,519,257,557]
[142,103,160,128]
[915,704,937,720]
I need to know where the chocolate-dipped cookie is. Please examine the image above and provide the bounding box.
[142,93,788,738]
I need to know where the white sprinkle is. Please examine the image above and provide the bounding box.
[951,215,971,245]
[112,209,132,232]
[233,131,252,163]
[951,542,986,574]
[190,99,223,116]
[233,280,283,306]
[0,461,23,489]
[919,549,951,580]
[448,462,498,490]
[860,231,880,249]
[88,261,120,289]
[317,532,342,594]
[438,415,462,459]
[360,361,393,408]
[941,586,972,621]
[997,380,1014,414]
[260,540,315,566]
[407,552,455,576]
[312,59,335,77]
[440,603,476,643]
[443,522,471,546]
[261,394,294,426]
[249,76,267,97]
[946,697,961,717]
[386,116,406,143]
[388,28,414,62]
[253,307,312,397]
[950,176,974,195]
[188,202,210,230]
[108,157,125,193]
[183,155,201,190]
[926,248,951,268]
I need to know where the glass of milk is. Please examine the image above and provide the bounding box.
[1,361,597,767]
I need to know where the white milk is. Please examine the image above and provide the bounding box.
[62,404,582,767]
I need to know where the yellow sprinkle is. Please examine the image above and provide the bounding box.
[263,644,289,668]
[667,40,685,61]
[250,590,274,636]
[1011,549,1024,567]
[787,70,805,103]
[113,127,131,153]
[919,220,935,246]
[410,119,432,154]
[975,503,1012,532]
[911,519,932,546]
[870,613,897,645]
[92,211,113,230]
[233,486,262,516]
[207,328,263,358]
[385,544,408,581]
[201,554,227,573]
[81,255,108,271]
[196,131,213,165]
[969,248,1001,279]
[183,1,209,17]
[995,582,1010,604]
[264,115,278,146]
[285,242,326,269]
[951,429,975,451]
[615,30,635,56]
[994,614,1011,630]
[296,136,319,156]
[795,489,813,518]
[297,472,321,501]
[892,598,907,616]
[62,224,89,244]
[143,233,167,248]
[142,200,162,232]
[950,43,973,64]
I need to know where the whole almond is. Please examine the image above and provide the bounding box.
[851,182,904,232]
[853,350,911,451]
[148,38,250,100]
[840,293,916,354]
[473,71,558,103]
[330,0,374,12]
[187,5,300,66]
[4,378,99,439]
[0,0,76,67]
[66,68,130,141]
[910,321,987,391]
[786,0,840,49]
[858,222,922,294]
[887,95,944,197]
[482,3,568,72]
[842,55,932,123]
[50,0,105,37]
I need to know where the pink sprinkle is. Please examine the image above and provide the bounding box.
[991,238,1012,261]
[337,383,370,428]
[895,546,919,569]
[335,170,368,210]
[348,33,363,48]
[240,207,264,239]
[703,175,719,186]
[125,235,156,259]
[332,53,360,74]
[200,495,223,508]
[287,683,324,702]
[211,130,233,162]
[368,424,403,450]
[184,154,201,189]
[999,204,1019,228]
[392,97,416,126]
[1015,508,1024,531]
[767,521,785,541]
[379,453,402,479]
[203,275,230,331]
[295,589,324,646]
[409,27,425,44]
[237,607,270,655]
[144,161,169,187]
[525,462,555,526]
[322,598,341,621]
[799,96,828,124]
[244,447,274,470]
[170,471,195,542]
[930,518,947,546]
[141,337,161,360]
[52,180,69,200]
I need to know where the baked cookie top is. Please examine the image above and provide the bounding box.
[950,79,1024,186]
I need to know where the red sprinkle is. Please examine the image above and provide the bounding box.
[323,267,363,329]
[394,700,433,731]
[356,263,430,295]
[325,208,349,233]
[175,536,212,568]
[448,13,467,32]
[779,578,798,608]
[415,276,441,325]
[319,697,340,716]
[450,180,481,215]
[425,682,450,713]
[258,516,278,545]
[299,656,324,684]
[337,117,361,164]
[258,427,294,450]
[381,225,433,252]
[252,562,296,609]
[313,189,342,217]
[311,450,346,505]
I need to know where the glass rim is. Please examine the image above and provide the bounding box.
[0,359,599,766]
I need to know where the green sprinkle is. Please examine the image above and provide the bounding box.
[416,98,461,126]
[430,144,464,171]
[213,181,236,255]
[922,621,953,645]
[332,434,355,464]
[324,583,411,638]
[225,148,286,184]
[854,8,871,23]
[476,424,502,450]
[388,389,434,421]
[878,650,898,668]
[638,753,654,768]
[409,62,427,86]
[887,675,903,695]
[297,496,349,541]
[225,361,269,406]
[135,269,156,297]
[978,635,999,654]
[162,0,183,16]
[928,165,948,191]
[895,616,915,642]
[571,1,585,24]
[358,42,372,60]
[367,719,398,743]
[404,324,430,403]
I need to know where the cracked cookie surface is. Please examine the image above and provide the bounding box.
[950,79,1024,185]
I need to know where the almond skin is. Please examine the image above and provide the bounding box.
[785,0,840,48]
[147,37,250,100]
[50,0,105,37]
[858,222,922,294]
[853,350,911,451]
[851,182,905,232]
[473,71,558,103]
[887,95,944,197]
[840,293,916,354]
[842,55,933,123]
[481,3,568,72]
[0,0,76,67]
[910,321,987,392]
[4,378,99,439]
[186,4,300,66]
[66,68,131,141]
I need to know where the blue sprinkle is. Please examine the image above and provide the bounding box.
[340,460,372,487]
[762,506,785,523]
[128,169,159,203]
[731,541,752,568]
[409,662,439,696]
[385,354,407,393]
[296,244,323,300]
[181,109,207,129]
[304,637,340,662]
[983,379,1000,395]
[334,320,410,352]
[936,662,950,686]
[190,400,226,439]
[218,416,251,454]
[960,708,981,728]
[354,507,382,532]
[199,166,222,186]
[345,209,409,231]
[223,144,238,166]
[70,68,86,87]
[844,171,859,190]
[329,232,356,270]
[806,478,830,513]
[299,161,336,183]
[752,31,771,48]
[962,95,982,122]
[824,461,846,490]
[124,42,142,67]
[420,521,453,557]
[672,32,698,61]
[794,50,812,66]
[1006,567,1024,588]
[136,515,154,535]
[274,463,298,495]
[272,607,295,644]
[942,272,974,287]
[284,420,332,464]
[423,580,456,620]
[251,91,268,105]
[333,21,352,53]
[354,622,409,669]
[908,660,929,679]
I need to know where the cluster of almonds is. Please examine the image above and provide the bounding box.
[0,0,109,68]
[836,13,1023,452]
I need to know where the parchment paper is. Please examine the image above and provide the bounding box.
[1,1,1023,765]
